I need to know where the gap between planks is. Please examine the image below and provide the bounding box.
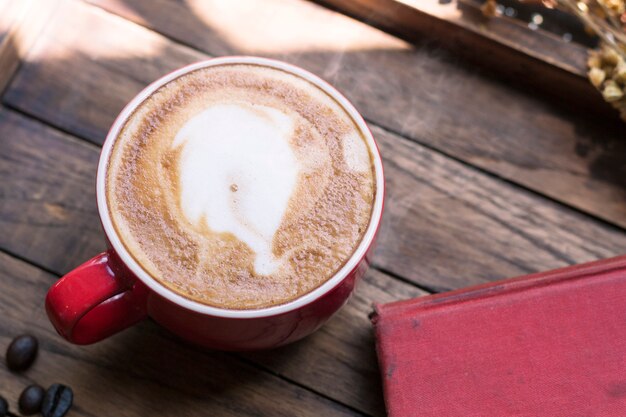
[0,245,373,417]
[73,0,625,231]
[0,101,436,296]
[4,82,626,245]
[25,0,626,237]
[366,120,626,237]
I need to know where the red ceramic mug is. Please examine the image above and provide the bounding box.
[45,57,385,351]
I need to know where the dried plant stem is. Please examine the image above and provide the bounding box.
[556,0,626,54]
[482,0,626,120]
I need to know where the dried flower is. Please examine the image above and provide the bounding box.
[615,59,626,81]
[589,67,607,86]
[483,0,626,121]
[588,46,626,118]
[598,0,625,15]
[602,80,624,100]
[588,54,603,68]
[602,45,622,65]
[481,0,499,16]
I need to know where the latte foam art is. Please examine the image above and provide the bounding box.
[106,63,376,309]
[173,104,299,275]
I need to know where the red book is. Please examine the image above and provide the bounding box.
[372,256,626,417]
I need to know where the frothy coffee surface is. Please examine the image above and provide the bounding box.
[106,63,376,309]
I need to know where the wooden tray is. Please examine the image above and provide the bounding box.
[317,0,615,117]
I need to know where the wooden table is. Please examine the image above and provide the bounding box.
[1,1,625,416]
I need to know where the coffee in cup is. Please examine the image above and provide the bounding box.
[105,63,377,310]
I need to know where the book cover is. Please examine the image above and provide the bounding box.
[372,255,626,416]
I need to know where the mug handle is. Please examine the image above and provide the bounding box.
[45,251,149,344]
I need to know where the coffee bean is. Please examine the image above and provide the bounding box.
[5,334,38,372]
[41,384,73,417]
[18,384,44,415]
[0,396,8,417]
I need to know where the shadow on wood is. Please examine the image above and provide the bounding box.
[6,0,626,229]
[0,251,362,417]
[1,1,626,416]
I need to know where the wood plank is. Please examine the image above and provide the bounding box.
[3,90,626,292]
[0,250,364,417]
[0,1,23,90]
[1,3,624,414]
[3,2,204,141]
[0,0,60,93]
[0,105,426,416]
[314,0,599,105]
[372,123,626,289]
[17,0,612,230]
[0,110,105,273]
[1,2,624,276]
[1,5,626,411]
[3,105,626,415]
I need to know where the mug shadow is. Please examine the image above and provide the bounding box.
[66,320,270,415]
[63,312,386,415]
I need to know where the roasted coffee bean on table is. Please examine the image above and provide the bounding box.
[0,395,8,417]
[42,384,73,417]
[3,336,74,417]
[18,384,45,415]
[5,334,38,372]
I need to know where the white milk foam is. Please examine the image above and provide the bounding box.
[173,104,298,275]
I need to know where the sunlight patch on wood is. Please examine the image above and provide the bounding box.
[186,0,408,54]
[398,0,462,20]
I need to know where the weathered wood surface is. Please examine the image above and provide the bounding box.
[8,0,626,232]
[0,0,59,92]
[1,0,626,416]
[317,0,622,126]
[0,249,403,417]
[0,104,430,415]
[3,0,625,284]
[3,60,626,291]
[0,109,105,273]
[0,0,22,90]
[317,0,590,78]
[7,97,625,412]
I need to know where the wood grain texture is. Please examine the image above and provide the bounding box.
[0,0,22,91]
[3,57,626,412]
[1,1,625,284]
[3,56,626,289]
[0,109,105,273]
[0,107,428,416]
[373,123,626,289]
[0,1,625,415]
[0,0,59,92]
[0,250,372,417]
[315,0,596,95]
[7,0,626,231]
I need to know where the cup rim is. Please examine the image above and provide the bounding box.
[96,56,385,318]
